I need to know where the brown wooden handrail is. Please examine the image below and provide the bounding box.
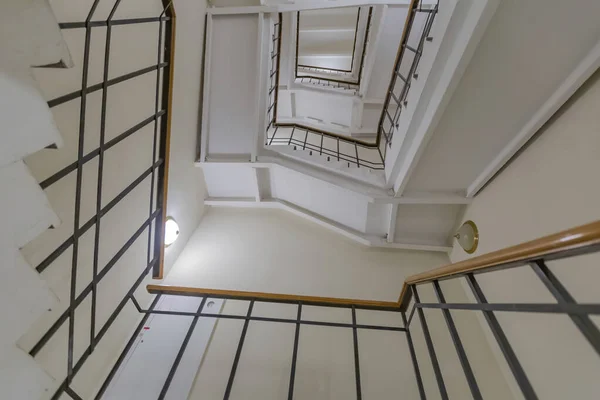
[153,221,600,313]
[398,220,600,309]
[147,284,400,310]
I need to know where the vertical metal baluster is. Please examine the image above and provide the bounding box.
[158,297,207,399]
[95,294,162,400]
[433,281,482,400]
[355,143,360,168]
[289,127,295,145]
[90,0,123,353]
[224,300,255,399]
[402,309,426,400]
[337,138,340,161]
[320,133,323,155]
[351,306,362,400]
[68,0,101,382]
[269,127,278,145]
[414,286,448,399]
[303,129,308,150]
[287,303,302,400]
[466,274,538,399]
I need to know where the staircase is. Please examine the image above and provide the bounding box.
[0,1,76,398]
[1,0,175,398]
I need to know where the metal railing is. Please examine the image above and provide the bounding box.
[24,1,175,399]
[379,0,439,144]
[295,75,359,94]
[103,221,600,398]
[267,1,439,170]
[399,220,600,400]
[140,285,405,399]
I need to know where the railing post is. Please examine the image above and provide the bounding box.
[466,274,538,400]
[413,286,448,399]
[402,309,426,399]
[351,306,363,400]
[432,281,482,400]
[287,302,302,400]
[224,300,255,399]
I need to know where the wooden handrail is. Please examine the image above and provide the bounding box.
[398,220,600,308]
[147,284,400,310]
[151,222,600,313]
[155,0,177,279]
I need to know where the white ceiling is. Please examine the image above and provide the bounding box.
[206,15,258,157]
[405,0,600,193]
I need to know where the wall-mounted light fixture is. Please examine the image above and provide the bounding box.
[454,220,479,254]
[164,217,180,247]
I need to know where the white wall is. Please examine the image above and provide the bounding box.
[450,70,600,399]
[164,207,447,301]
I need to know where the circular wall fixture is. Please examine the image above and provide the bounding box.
[454,220,479,254]
[164,217,180,247]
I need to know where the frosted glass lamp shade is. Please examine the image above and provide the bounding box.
[454,220,479,254]
[164,217,180,247]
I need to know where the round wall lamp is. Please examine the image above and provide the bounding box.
[454,220,479,254]
[164,217,180,247]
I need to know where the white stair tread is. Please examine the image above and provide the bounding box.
[0,161,61,249]
[0,0,73,68]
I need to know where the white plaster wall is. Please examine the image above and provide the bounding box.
[164,207,447,301]
[450,70,600,399]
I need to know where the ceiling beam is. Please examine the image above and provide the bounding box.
[386,203,398,243]
[371,192,472,205]
[205,197,451,253]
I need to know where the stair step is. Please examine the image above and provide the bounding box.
[0,65,65,168]
[0,161,61,249]
[0,242,57,399]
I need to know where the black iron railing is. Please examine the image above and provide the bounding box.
[379,0,439,144]
[103,221,600,398]
[25,1,175,399]
[140,285,405,400]
[399,220,600,400]
[267,1,439,170]
[295,75,359,93]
